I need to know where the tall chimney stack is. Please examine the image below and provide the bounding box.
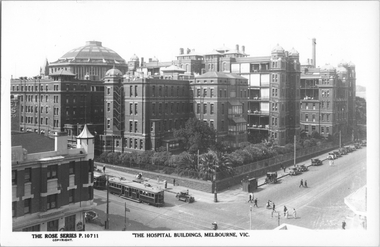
[180,48,184,55]
[242,45,245,53]
[312,38,316,68]
[236,44,239,51]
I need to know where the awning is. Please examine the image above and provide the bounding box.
[228,100,242,106]
[229,117,247,125]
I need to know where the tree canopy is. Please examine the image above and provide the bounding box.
[173,117,216,154]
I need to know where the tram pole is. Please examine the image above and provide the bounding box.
[106,175,110,230]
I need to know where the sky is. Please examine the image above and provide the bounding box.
[2,1,379,89]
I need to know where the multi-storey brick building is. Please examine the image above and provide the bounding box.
[10,72,104,141]
[189,72,248,143]
[11,125,95,231]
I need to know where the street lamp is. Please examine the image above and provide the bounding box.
[214,171,218,203]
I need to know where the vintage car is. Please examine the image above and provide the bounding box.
[265,172,278,184]
[361,140,367,147]
[176,190,195,203]
[327,152,336,160]
[349,145,357,151]
[338,147,347,155]
[298,164,308,172]
[311,158,323,166]
[289,167,301,176]
[354,143,362,149]
[333,151,342,158]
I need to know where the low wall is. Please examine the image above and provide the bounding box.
[96,143,340,194]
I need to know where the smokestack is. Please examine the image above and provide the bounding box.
[141,57,144,67]
[187,48,191,54]
[242,45,245,53]
[312,38,316,68]
[149,58,152,62]
[180,48,184,55]
[236,44,239,51]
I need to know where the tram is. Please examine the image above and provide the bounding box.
[93,171,107,190]
[108,177,165,207]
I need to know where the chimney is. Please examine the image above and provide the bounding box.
[141,57,144,67]
[180,48,184,55]
[54,131,68,155]
[242,46,245,53]
[187,48,191,54]
[312,38,316,68]
[149,58,152,62]
[236,44,239,51]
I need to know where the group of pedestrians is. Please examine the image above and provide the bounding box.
[247,193,258,207]
[299,179,308,188]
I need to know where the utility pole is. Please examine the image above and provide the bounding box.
[339,130,342,148]
[250,206,252,230]
[105,175,110,229]
[293,135,296,166]
[214,170,218,203]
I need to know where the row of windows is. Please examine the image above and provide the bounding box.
[304,113,331,122]
[21,105,48,113]
[150,119,187,132]
[21,116,50,125]
[12,84,60,92]
[150,85,187,97]
[151,102,188,115]
[304,125,330,134]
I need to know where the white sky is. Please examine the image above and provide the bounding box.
[2,1,379,88]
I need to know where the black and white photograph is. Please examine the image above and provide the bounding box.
[1,1,379,246]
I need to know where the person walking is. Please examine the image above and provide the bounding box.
[173,178,176,186]
[305,180,308,188]
[266,200,272,209]
[299,179,304,188]
[342,220,346,230]
[293,208,297,219]
[248,193,252,203]
[283,206,288,217]
[103,164,106,173]
[271,203,276,217]
[254,198,258,207]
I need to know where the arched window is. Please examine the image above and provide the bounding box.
[223,63,226,71]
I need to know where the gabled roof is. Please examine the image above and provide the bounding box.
[12,132,55,154]
[203,50,222,56]
[77,124,94,139]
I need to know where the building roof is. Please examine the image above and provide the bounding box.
[130,54,139,61]
[320,64,336,73]
[58,41,125,63]
[77,124,94,139]
[288,47,299,56]
[105,68,123,77]
[11,132,55,154]
[204,49,222,56]
[196,71,232,79]
[49,69,76,76]
[161,65,186,72]
[271,44,285,54]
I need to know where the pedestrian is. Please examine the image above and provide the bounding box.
[254,198,258,207]
[305,180,308,188]
[248,193,252,203]
[283,166,286,173]
[272,202,276,212]
[293,208,297,219]
[299,179,304,188]
[283,206,287,217]
[164,180,167,189]
[103,165,106,173]
[266,200,272,209]
[342,220,346,230]
[173,178,176,186]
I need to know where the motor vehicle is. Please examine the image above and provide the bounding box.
[354,143,362,149]
[338,147,347,155]
[349,145,357,151]
[311,158,323,166]
[361,140,367,146]
[345,146,353,152]
[176,190,195,203]
[333,151,342,158]
[298,164,308,172]
[85,211,98,222]
[289,167,301,176]
[265,172,278,184]
[327,152,336,160]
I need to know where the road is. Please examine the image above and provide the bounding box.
[90,147,366,230]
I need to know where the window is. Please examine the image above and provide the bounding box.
[313,103,316,110]
[46,118,48,125]
[24,168,31,183]
[47,194,57,210]
[312,114,315,122]
[69,161,75,175]
[140,140,143,149]
[130,86,133,97]
[134,139,138,149]
[221,103,225,114]
[221,120,224,131]
[107,119,111,129]
[12,170,17,185]
[210,104,214,114]
[152,86,155,96]
[159,103,162,114]
[327,114,330,121]
[152,103,156,115]
[130,103,133,115]
[116,140,120,147]
[219,89,222,97]
[312,125,316,131]
[47,165,58,179]
[46,95,48,102]
[327,101,330,108]
[321,127,324,133]
[210,120,214,129]
[68,189,74,203]
[24,199,31,214]
[203,88,207,97]
[134,121,138,132]
[23,225,40,232]
[107,102,110,112]
[135,86,138,96]
[305,114,309,121]
[326,127,330,134]
[129,138,133,148]
[159,86,162,96]
[107,87,110,95]
[197,89,201,97]
[135,103,138,115]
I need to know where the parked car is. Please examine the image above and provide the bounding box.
[327,152,336,160]
[361,140,367,146]
[333,151,342,158]
[354,143,362,149]
[289,167,301,176]
[339,147,347,155]
[176,190,195,203]
[298,164,308,172]
[349,145,357,151]
[345,146,353,152]
[311,158,323,166]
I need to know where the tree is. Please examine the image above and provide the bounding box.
[175,152,200,178]
[173,118,216,154]
[199,150,234,180]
